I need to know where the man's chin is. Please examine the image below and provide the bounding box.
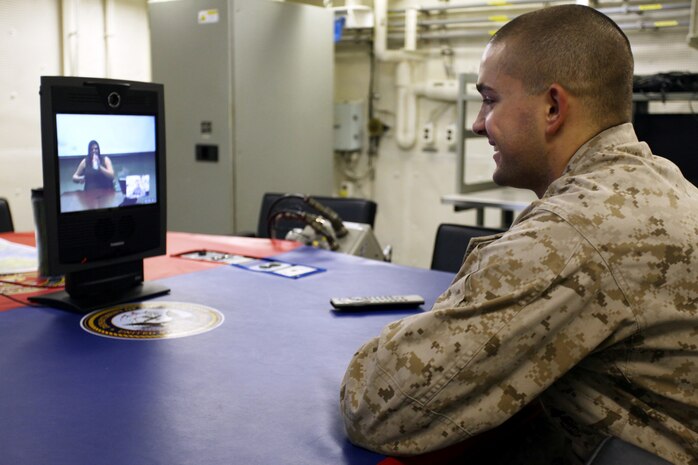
[492,170,527,190]
[492,170,510,187]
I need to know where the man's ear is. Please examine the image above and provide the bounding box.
[545,83,568,135]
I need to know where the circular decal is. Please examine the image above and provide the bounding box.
[81,301,224,340]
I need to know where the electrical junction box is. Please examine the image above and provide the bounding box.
[334,101,364,152]
[334,5,374,29]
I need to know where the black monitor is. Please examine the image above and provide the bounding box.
[29,76,169,313]
[633,112,698,187]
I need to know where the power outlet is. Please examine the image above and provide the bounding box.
[421,122,435,146]
[445,123,457,149]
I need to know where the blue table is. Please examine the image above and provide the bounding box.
[0,246,454,465]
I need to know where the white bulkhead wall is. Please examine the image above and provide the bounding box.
[1,0,697,267]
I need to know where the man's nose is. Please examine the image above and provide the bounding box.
[472,111,486,136]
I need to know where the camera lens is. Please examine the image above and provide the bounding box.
[107,91,121,108]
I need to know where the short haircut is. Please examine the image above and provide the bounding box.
[490,5,634,126]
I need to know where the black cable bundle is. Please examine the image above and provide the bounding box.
[633,72,698,94]
[265,194,347,247]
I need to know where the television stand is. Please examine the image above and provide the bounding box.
[29,282,170,314]
[28,260,170,314]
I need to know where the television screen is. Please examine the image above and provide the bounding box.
[56,114,158,213]
[30,76,169,313]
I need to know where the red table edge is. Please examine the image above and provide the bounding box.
[0,231,301,311]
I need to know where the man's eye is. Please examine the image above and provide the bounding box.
[482,97,494,105]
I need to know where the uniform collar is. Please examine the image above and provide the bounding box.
[511,123,642,226]
[561,123,639,177]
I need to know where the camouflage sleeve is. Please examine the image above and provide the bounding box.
[340,211,635,455]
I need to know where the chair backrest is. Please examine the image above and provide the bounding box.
[430,223,504,273]
[0,197,14,233]
[257,193,378,238]
[585,437,672,465]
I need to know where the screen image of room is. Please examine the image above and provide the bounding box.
[55,114,158,213]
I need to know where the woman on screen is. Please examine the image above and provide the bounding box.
[72,140,115,190]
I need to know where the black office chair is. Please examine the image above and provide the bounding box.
[0,197,14,233]
[256,192,378,239]
[585,437,672,465]
[430,223,505,273]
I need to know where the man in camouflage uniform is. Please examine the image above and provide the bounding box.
[340,5,698,464]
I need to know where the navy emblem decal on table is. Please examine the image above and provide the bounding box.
[81,302,224,340]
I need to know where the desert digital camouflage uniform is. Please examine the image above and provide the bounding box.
[340,124,698,464]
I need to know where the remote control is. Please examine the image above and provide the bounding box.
[330,294,425,310]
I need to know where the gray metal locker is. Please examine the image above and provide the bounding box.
[149,0,334,234]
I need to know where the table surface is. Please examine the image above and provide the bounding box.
[60,188,127,213]
[0,239,455,465]
[0,231,302,311]
[442,187,537,211]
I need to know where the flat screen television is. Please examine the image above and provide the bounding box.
[29,76,169,313]
[633,112,698,187]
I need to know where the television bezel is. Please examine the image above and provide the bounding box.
[33,76,168,312]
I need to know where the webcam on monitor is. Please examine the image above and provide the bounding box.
[29,76,170,313]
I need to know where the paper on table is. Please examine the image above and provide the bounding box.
[0,238,39,274]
